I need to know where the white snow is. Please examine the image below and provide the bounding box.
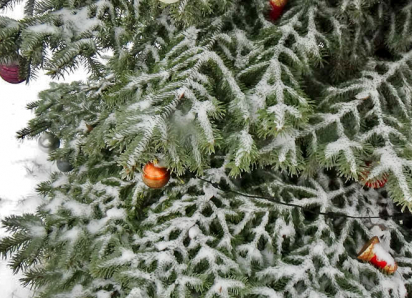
[55,6,102,34]
[260,132,298,166]
[325,137,361,173]
[96,290,111,298]
[29,225,47,237]
[234,130,254,167]
[64,200,93,217]
[0,4,87,297]
[118,249,135,262]
[373,243,396,267]
[188,225,201,239]
[27,23,59,34]
[61,227,81,242]
[87,208,126,234]
[0,76,53,297]
[51,175,69,188]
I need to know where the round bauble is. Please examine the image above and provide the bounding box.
[269,0,288,21]
[57,160,74,172]
[159,0,179,3]
[142,162,170,189]
[38,132,60,153]
[0,62,26,84]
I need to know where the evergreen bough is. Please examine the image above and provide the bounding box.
[1,0,412,297]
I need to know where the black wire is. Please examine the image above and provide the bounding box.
[198,177,412,221]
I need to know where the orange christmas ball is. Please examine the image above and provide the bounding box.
[142,162,170,189]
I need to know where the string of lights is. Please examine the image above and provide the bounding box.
[198,177,412,221]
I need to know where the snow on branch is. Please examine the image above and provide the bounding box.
[323,50,412,209]
[89,166,412,297]
[110,25,257,177]
[387,1,412,52]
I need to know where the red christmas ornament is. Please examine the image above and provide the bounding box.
[0,63,25,84]
[357,236,397,274]
[142,162,170,189]
[269,0,288,21]
[360,162,388,189]
[364,176,388,189]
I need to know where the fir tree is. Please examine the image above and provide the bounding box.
[1,0,412,297]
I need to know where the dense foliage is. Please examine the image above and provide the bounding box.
[1,0,412,297]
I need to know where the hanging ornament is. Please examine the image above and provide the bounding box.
[364,176,388,188]
[360,162,388,189]
[38,132,60,153]
[142,162,170,189]
[57,160,74,172]
[357,236,398,274]
[0,61,26,84]
[269,0,288,21]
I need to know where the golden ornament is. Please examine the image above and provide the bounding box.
[357,236,397,274]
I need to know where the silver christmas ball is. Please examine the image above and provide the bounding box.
[57,160,73,172]
[38,132,60,153]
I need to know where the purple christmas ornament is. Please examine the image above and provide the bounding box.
[0,63,25,84]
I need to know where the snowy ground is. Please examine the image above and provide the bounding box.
[0,5,87,297]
